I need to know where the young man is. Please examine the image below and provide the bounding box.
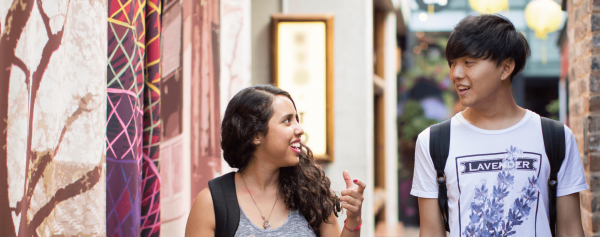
[410,14,588,236]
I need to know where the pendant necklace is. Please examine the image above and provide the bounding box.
[241,173,279,230]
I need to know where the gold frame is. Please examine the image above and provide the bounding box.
[270,14,334,162]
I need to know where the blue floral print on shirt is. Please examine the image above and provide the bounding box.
[463,146,539,237]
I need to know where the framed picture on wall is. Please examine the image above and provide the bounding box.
[270,14,334,162]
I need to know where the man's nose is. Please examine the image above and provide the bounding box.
[451,64,465,80]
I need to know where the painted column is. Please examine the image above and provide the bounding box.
[0,0,107,235]
[220,0,251,174]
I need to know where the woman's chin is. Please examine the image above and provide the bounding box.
[284,157,300,167]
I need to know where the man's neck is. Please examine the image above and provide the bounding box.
[462,85,527,130]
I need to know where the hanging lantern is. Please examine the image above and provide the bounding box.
[469,0,509,14]
[525,0,563,40]
[525,0,563,64]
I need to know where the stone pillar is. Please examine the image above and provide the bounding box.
[567,0,599,235]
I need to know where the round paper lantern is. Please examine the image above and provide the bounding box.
[525,0,563,40]
[469,0,509,14]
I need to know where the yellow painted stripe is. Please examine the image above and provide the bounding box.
[131,0,146,23]
[145,80,161,94]
[146,58,160,67]
[114,0,133,24]
[146,1,160,15]
[147,35,159,45]
[108,18,134,30]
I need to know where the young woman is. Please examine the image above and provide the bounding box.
[185,85,366,237]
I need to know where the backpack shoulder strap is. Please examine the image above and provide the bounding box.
[429,119,452,232]
[208,172,240,237]
[540,117,566,237]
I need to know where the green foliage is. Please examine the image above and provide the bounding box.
[402,37,450,91]
[546,99,560,121]
[546,99,559,114]
[398,36,450,142]
[399,100,439,142]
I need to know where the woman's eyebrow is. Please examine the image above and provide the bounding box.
[280,113,295,121]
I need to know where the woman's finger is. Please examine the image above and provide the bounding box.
[342,191,365,202]
[354,179,367,193]
[348,190,364,200]
[339,196,361,206]
[341,189,365,201]
[343,170,354,190]
[341,203,359,213]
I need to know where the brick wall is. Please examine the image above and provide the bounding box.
[568,0,600,235]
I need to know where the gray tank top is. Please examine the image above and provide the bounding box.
[234,208,316,237]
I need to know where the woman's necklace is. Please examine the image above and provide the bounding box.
[240,173,279,230]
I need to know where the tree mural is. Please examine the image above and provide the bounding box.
[0,0,106,235]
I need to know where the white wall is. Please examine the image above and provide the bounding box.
[251,0,280,85]
[384,10,399,229]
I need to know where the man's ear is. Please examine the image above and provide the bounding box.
[501,58,515,81]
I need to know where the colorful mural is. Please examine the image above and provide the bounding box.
[1,0,222,234]
[141,0,162,235]
[106,0,162,235]
[0,0,107,235]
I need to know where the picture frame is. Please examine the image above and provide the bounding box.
[270,14,334,162]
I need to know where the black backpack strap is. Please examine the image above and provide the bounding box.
[429,119,452,232]
[540,117,566,237]
[208,172,240,237]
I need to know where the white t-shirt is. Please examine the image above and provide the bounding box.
[410,110,588,237]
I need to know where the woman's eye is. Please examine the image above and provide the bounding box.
[284,118,290,124]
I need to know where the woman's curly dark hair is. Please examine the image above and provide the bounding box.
[221,85,341,235]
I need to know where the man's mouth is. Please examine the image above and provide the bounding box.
[458,85,471,93]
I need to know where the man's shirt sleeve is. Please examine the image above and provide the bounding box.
[410,128,439,198]
[556,125,588,197]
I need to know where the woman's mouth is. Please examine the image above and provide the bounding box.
[290,142,301,154]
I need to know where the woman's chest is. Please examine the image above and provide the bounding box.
[237,192,290,230]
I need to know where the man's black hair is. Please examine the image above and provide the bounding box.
[445,14,531,80]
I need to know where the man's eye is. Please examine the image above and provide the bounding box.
[284,118,290,124]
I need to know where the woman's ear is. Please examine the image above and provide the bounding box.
[253,133,263,145]
[501,58,515,81]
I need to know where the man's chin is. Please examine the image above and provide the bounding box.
[460,99,476,108]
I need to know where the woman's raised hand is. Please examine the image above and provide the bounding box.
[340,170,366,222]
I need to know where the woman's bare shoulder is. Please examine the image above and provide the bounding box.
[185,187,215,237]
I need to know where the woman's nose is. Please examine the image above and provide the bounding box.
[295,124,304,136]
